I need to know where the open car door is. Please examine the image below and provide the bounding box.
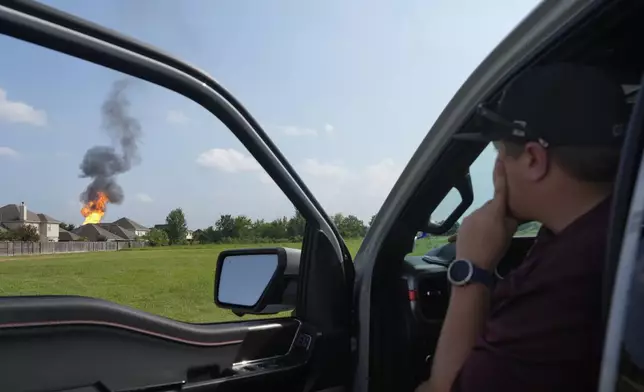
[0,2,354,392]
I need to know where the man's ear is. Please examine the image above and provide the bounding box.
[523,142,549,181]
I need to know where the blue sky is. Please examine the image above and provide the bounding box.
[0,0,538,229]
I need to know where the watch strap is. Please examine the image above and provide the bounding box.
[470,262,494,288]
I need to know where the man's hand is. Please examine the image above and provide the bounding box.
[455,158,518,271]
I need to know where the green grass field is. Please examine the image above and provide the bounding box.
[0,237,448,323]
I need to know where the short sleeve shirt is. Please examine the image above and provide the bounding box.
[452,198,611,392]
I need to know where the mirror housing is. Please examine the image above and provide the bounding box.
[214,247,300,316]
[424,172,474,235]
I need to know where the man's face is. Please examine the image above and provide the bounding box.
[493,140,550,222]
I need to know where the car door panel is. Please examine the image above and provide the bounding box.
[0,296,312,392]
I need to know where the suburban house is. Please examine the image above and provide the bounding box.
[73,224,131,242]
[58,228,81,242]
[98,223,136,241]
[0,202,60,242]
[0,201,149,243]
[111,217,149,237]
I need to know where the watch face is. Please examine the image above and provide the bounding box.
[449,260,473,285]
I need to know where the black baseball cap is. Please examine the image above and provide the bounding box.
[453,63,629,147]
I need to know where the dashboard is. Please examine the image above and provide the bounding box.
[398,236,536,384]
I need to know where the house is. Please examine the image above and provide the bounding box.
[0,202,60,242]
[58,228,81,242]
[98,223,136,241]
[111,217,149,237]
[73,224,129,242]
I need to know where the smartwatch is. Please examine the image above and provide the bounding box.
[447,259,494,289]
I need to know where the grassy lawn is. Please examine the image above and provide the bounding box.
[0,237,447,323]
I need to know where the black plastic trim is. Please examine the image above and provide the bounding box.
[604,72,644,324]
[0,296,299,347]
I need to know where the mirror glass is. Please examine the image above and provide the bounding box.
[218,254,278,307]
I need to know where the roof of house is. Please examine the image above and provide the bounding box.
[99,223,136,240]
[37,213,60,224]
[0,204,60,224]
[112,217,148,231]
[73,224,127,241]
[59,228,81,241]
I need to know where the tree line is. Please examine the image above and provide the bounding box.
[3,208,469,245]
[143,208,374,246]
[144,208,464,247]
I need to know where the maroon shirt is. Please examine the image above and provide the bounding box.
[452,198,610,391]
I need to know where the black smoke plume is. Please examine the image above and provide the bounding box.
[79,79,142,205]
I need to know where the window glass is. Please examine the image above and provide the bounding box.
[0,34,302,323]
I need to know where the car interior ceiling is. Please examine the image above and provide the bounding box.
[368,0,644,391]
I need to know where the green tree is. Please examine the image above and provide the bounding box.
[0,230,12,241]
[287,210,306,238]
[233,215,253,239]
[332,213,345,229]
[148,228,169,246]
[215,214,236,238]
[337,214,366,238]
[165,208,188,245]
[369,214,376,227]
[15,225,40,242]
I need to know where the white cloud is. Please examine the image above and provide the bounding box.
[136,193,154,203]
[363,158,402,196]
[277,125,318,137]
[0,146,19,158]
[299,159,351,180]
[196,148,260,173]
[196,149,403,221]
[260,157,402,220]
[0,88,47,126]
[166,110,190,125]
[324,123,335,135]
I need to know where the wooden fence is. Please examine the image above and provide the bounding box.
[0,241,147,257]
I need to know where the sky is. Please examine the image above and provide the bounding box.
[0,0,539,230]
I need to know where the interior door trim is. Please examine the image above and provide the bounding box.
[0,296,299,347]
[0,320,244,347]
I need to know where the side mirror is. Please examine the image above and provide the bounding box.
[424,172,474,235]
[214,247,300,316]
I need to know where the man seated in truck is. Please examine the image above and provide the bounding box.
[420,63,629,392]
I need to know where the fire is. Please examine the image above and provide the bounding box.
[81,191,109,225]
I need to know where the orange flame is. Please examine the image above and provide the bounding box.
[81,191,109,225]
